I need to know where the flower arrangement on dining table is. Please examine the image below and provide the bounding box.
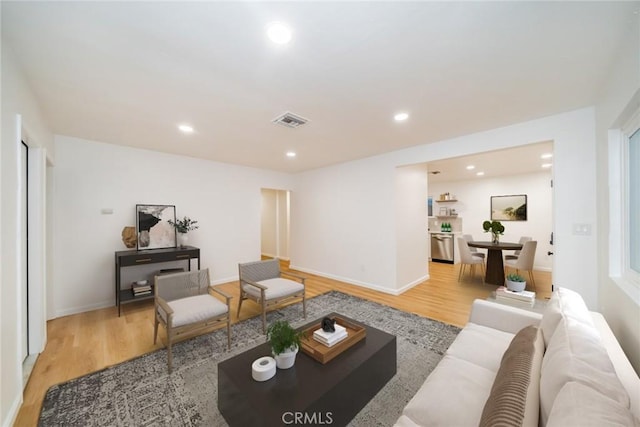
[482,220,505,244]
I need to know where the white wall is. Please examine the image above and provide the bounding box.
[395,164,429,290]
[291,108,598,308]
[290,155,397,293]
[430,171,553,271]
[1,45,53,427]
[595,15,640,373]
[51,136,293,317]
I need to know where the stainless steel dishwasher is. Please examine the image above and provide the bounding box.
[431,233,454,264]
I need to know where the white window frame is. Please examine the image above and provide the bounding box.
[609,106,640,304]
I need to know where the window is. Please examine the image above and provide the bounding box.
[609,105,640,301]
[628,128,639,274]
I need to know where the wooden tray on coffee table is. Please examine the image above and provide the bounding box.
[299,316,366,364]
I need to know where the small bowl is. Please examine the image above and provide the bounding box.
[136,280,148,285]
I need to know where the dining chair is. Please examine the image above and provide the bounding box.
[154,268,232,372]
[504,236,532,260]
[457,238,485,282]
[504,240,538,291]
[237,258,306,334]
[462,234,485,262]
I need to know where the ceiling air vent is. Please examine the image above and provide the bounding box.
[272,111,309,129]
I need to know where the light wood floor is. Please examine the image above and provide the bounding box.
[14,261,551,426]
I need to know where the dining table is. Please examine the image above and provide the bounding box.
[467,241,523,286]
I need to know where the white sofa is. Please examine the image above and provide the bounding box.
[395,288,640,427]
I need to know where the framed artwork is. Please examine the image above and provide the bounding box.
[491,195,527,221]
[427,196,433,217]
[136,204,176,250]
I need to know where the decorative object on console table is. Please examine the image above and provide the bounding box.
[491,194,527,221]
[267,320,304,369]
[482,220,504,244]
[121,226,137,248]
[136,204,176,250]
[168,216,199,248]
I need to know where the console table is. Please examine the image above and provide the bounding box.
[114,246,200,316]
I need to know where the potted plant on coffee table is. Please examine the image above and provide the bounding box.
[505,273,526,292]
[267,320,304,369]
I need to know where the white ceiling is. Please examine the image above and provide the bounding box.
[2,1,638,173]
[427,140,554,183]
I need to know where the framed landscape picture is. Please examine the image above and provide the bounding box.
[491,195,527,221]
[136,204,176,250]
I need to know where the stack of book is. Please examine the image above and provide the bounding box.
[495,286,535,308]
[132,282,152,297]
[313,323,348,347]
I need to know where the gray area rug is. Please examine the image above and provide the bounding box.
[40,291,460,426]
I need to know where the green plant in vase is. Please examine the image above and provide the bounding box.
[168,216,199,247]
[267,320,305,369]
[482,220,504,244]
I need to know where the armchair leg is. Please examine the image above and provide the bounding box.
[302,294,306,318]
[167,334,173,373]
[261,300,267,334]
[458,264,464,282]
[237,295,244,319]
[153,316,159,345]
[226,317,231,350]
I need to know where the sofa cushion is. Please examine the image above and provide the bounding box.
[166,294,228,327]
[547,382,640,427]
[479,326,544,427]
[398,355,495,427]
[446,322,515,372]
[242,278,304,300]
[540,316,630,425]
[540,287,594,346]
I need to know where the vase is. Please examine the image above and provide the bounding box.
[273,346,298,369]
[177,232,188,248]
[506,279,526,292]
[492,233,500,244]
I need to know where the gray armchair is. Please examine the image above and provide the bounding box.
[153,268,232,372]
[237,259,306,333]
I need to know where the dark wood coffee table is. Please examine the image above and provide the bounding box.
[218,313,396,427]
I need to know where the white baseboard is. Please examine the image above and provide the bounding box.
[261,253,290,261]
[54,300,114,318]
[211,275,238,286]
[289,265,426,296]
[397,274,429,294]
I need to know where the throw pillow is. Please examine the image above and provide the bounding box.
[479,325,543,427]
[547,382,640,427]
[540,287,593,346]
[540,316,630,425]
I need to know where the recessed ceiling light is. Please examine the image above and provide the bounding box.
[178,124,194,134]
[394,112,409,122]
[542,163,553,168]
[266,22,293,44]
[476,171,485,176]
[541,153,553,159]
[466,165,475,170]
[286,151,296,158]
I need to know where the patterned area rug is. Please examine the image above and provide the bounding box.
[39,291,460,426]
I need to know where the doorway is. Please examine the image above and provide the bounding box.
[424,141,555,291]
[261,189,291,260]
